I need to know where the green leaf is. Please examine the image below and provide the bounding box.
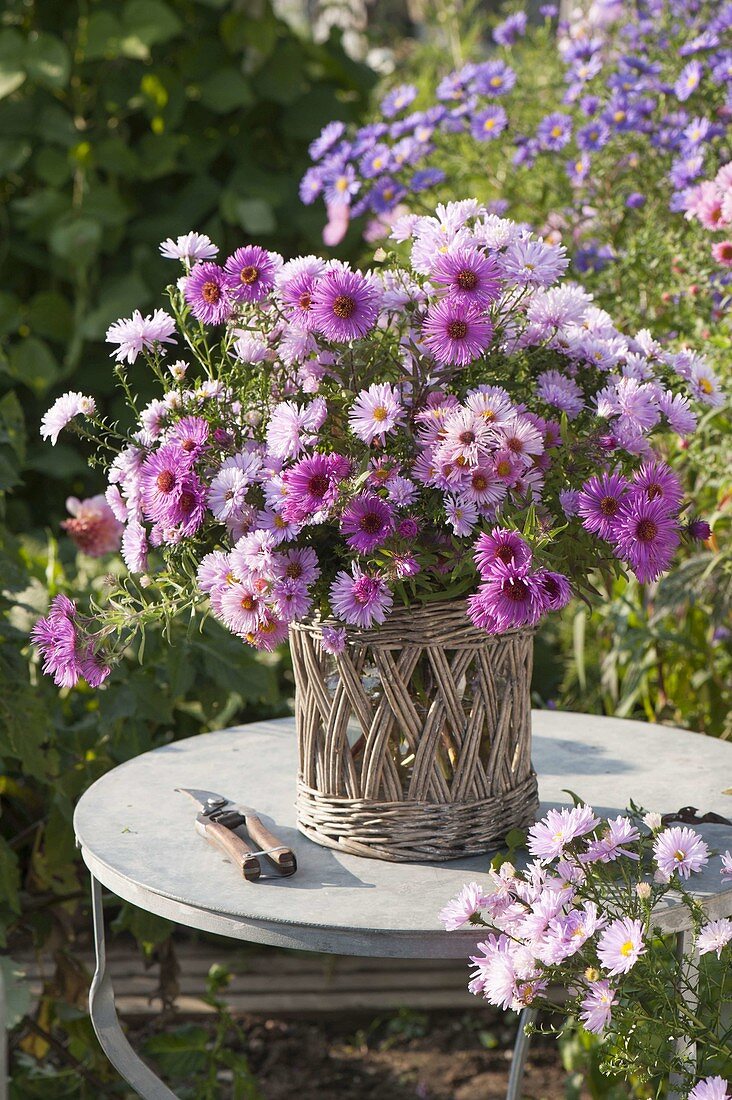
[25,33,71,89]
[198,68,253,113]
[84,12,123,61]
[0,449,22,491]
[227,197,276,234]
[0,391,26,463]
[0,956,30,1029]
[0,138,31,174]
[573,606,587,691]
[49,216,102,267]
[0,71,25,100]
[0,292,22,337]
[6,336,58,393]
[122,0,183,51]
[27,290,74,342]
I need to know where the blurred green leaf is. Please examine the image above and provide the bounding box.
[6,337,58,394]
[198,67,253,113]
[25,34,71,89]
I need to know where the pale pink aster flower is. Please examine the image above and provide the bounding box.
[582,816,640,864]
[219,582,266,635]
[197,550,234,594]
[248,611,289,651]
[439,882,490,931]
[208,467,250,522]
[349,383,404,444]
[697,918,732,959]
[121,520,148,575]
[527,805,600,862]
[436,408,492,465]
[159,232,218,263]
[386,475,418,507]
[267,398,327,460]
[321,626,347,656]
[231,530,277,580]
[688,1077,731,1100]
[579,980,617,1034]
[721,851,732,883]
[40,392,96,445]
[496,416,544,464]
[233,332,268,364]
[256,509,297,545]
[653,826,710,880]
[62,495,124,557]
[657,390,697,435]
[642,811,663,832]
[271,547,320,586]
[106,309,177,364]
[464,386,513,426]
[329,566,393,629]
[688,360,724,407]
[105,485,129,523]
[444,496,479,536]
[597,916,645,975]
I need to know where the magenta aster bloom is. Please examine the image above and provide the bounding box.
[184,262,233,325]
[175,477,207,536]
[272,577,312,621]
[349,383,405,444]
[535,570,572,612]
[272,546,320,586]
[223,245,280,304]
[106,309,177,364]
[653,826,709,880]
[282,453,347,522]
[62,495,124,558]
[276,258,325,329]
[527,805,600,862]
[438,883,490,931]
[340,493,394,553]
[249,612,289,652]
[697,919,732,959]
[579,980,617,1034]
[467,566,545,633]
[631,459,683,512]
[431,247,501,307]
[422,300,493,367]
[688,1078,731,1100]
[310,267,379,341]
[329,566,393,628]
[577,471,630,541]
[140,444,190,523]
[40,392,96,445]
[169,415,209,461]
[321,625,347,655]
[613,495,680,583]
[31,595,110,689]
[597,917,645,976]
[474,528,532,578]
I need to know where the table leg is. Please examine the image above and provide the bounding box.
[505,1006,538,1100]
[89,874,179,1100]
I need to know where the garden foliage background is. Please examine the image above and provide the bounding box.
[0,0,729,1095]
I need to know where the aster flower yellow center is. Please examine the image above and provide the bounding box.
[484,119,496,131]
[550,125,563,138]
[239,265,259,285]
[496,459,512,477]
[333,294,356,319]
[201,280,221,304]
[372,156,384,170]
[674,849,686,862]
[273,514,287,529]
[613,110,625,122]
[225,571,236,585]
[372,405,388,422]
[473,474,488,490]
[637,518,658,542]
[620,940,635,957]
[241,595,256,611]
[699,377,713,393]
[335,177,348,192]
[156,470,176,493]
[584,968,600,982]
[447,319,468,340]
[575,160,585,174]
[490,75,502,87]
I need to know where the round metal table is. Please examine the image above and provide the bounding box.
[74,711,732,1100]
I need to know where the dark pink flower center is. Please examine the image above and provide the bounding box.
[599,495,618,516]
[456,269,478,290]
[496,545,515,565]
[503,578,529,602]
[646,482,662,500]
[352,576,378,604]
[156,470,176,493]
[201,280,221,304]
[308,474,330,498]
[333,294,356,319]
[285,562,303,579]
[447,319,468,340]
[637,518,658,542]
[459,430,475,444]
[360,511,383,535]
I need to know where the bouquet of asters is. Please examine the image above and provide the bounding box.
[32,201,718,688]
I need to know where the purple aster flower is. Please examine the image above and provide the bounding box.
[536,370,584,418]
[139,444,190,524]
[310,267,379,342]
[299,166,324,205]
[719,850,731,883]
[272,547,320,586]
[613,495,680,583]
[688,1079,731,1100]
[597,917,645,975]
[309,120,346,161]
[467,564,546,633]
[329,566,393,629]
[411,167,447,192]
[576,120,610,151]
[472,60,516,97]
[583,816,640,863]
[349,383,404,444]
[474,528,532,577]
[159,232,218,263]
[471,105,508,141]
[321,625,347,656]
[323,164,360,206]
[31,595,110,689]
[422,300,493,367]
[169,415,209,461]
[577,471,630,541]
[249,611,289,651]
[219,582,266,636]
[625,191,646,208]
[527,805,601,862]
[536,112,572,151]
[106,309,177,364]
[439,883,490,931]
[282,453,347,523]
[121,520,148,575]
[223,245,280,304]
[500,237,569,287]
[381,83,418,118]
[687,517,711,541]
[368,176,408,214]
[40,392,96,445]
[272,577,312,622]
[653,826,710,881]
[184,262,233,325]
[340,493,395,553]
[492,11,527,45]
[431,248,502,307]
[675,60,703,102]
[697,920,732,960]
[535,570,572,612]
[579,981,617,1034]
[656,389,697,434]
[174,477,207,536]
[631,459,683,512]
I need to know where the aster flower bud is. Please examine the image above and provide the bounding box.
[635,882,652,901]
[643,812,663,832]
[584,967,600,983]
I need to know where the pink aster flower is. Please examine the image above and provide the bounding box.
[272,578,312,621]
[340,493,394,553]
[184,262,233,325]
[431,247,501,307]
[321,625,347,656]
[159,231,218,263]
[106,309,176,364]
[219,582,266,635]
[439,882,490,931]
[712,241,732,267]
[536,369,584,419]
[613,495,681,583]
[40,392,96,445]
[121,520,148,575]
[582,816,640,864]
[349,383,404,444]
[658,391,697,435]
[436,409,492,466]
[631,459,683,513]
[140,444,190,524]
[579,980,618,1034]
[422,299,493,367]
[445,496,479,536]
[223,245,281,304]
[266,398,327,460]
[31,595,110,689]
[688,1079,731,1100]
[721,851,732,883]
[535,570,572,612]
[496,417,544,464]
[62,495,124,557]
[272,546,321,586]
[276,256,326,329]
[474,528,532,578]
[697,918,732,959]
[310,267,380,342]
[597,916,645,975]
[653,826,709,880]
[197,550,234,595]
[577,471,630,541]
[208,467,251,523]
[527,805,600,862]
[467,565,546,633]
[282,453,348,523]
[329,566,393,629]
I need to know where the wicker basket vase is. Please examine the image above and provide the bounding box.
[290,600,539,862]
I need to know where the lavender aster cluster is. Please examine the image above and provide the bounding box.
[32,201,714,683]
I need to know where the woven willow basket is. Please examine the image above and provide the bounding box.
[290,600,539,862]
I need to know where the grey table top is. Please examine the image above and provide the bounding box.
[74,712,732,958]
